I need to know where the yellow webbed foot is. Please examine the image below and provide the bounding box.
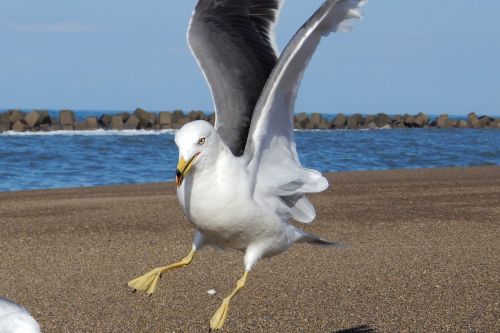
[209,271,248,331]
[127,267,162,295]
[210,297,231,330]
[127,249,195,296]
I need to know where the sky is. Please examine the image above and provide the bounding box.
[1,0,499,116]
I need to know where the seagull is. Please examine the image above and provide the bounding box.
[128,0,367,330]
[0,298,41,333]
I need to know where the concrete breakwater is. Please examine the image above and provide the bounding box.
[0,108,499,133]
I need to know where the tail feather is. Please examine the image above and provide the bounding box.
[296,230,350,249]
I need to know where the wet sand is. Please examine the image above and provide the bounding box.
[0,167,499,332]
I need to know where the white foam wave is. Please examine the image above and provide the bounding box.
[0,129,177,137]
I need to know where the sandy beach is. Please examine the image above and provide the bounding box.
[0,167,498,332]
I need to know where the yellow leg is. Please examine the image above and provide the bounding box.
[210,271,249,331]
[127,249,195,296]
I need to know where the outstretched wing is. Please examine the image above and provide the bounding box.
[188,0,282,156]
[244,0,368,223]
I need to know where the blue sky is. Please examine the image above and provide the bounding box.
[1,0,499,116]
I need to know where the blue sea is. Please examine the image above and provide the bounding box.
[0,111,499,192]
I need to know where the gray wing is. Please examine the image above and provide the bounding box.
[188,0,281,156]
[246,0,368,165]
[244,0,367,223]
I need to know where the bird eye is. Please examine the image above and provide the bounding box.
[198,137,206,145]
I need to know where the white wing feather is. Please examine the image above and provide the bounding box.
[244,0,368,223]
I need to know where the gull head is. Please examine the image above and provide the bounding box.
[0,313,41,333]
[0,297,41,333]
[174,120,221,187]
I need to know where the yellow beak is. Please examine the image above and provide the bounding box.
[175,153,200,187]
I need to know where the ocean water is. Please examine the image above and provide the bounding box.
[0,127,498,192]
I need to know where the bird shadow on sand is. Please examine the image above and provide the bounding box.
[335,325,377,333]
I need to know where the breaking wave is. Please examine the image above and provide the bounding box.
[0,129,176,137]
